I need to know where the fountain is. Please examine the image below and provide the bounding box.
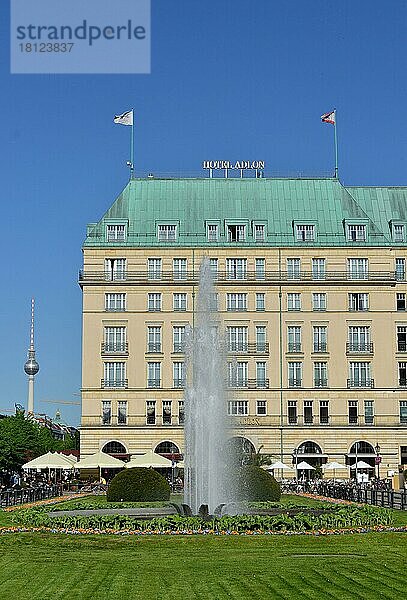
[184,258,235,514]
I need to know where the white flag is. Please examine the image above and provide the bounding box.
[114,110,133,126]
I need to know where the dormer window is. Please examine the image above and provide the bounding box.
[393,224,405,243]
[296,224,315,241]
[158,224,177,242]
[227,224,245,242]
[106,224,126,242]
[347,224,366,242]
[254,224,265,242]
[207,224,219,241]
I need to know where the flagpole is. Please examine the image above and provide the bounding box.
[130,110,134,179]
[334,109,338,179]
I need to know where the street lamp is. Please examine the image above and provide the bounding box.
[375,443,381,480]
[293,447,298,479]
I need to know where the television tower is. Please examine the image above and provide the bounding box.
[24,298,39,414]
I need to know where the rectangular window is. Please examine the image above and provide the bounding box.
[173,293,187,311]
[313,326,327,352]
[227,326,248,352]
[287,326,301,352]
[148,293,162,312]
[158,224,177,242]
[228,400,248,416]
[146,400,156,425]
[288,400,297,424]
[287,293,301,311]
[287,258,301,280]
[147,326,162,353]
[256,326,266,352]
[105,293,126,312]
[207,224,219,241]
[348,362,371,387]
[348,326,371,352]
[296,224,315,241]
[314,362,328,387]
[173,362,185,388]
[173,258,187,280]
[103,362,126,388]
[209,258,218,278]
[319,400,329,424]
[162,400,172,425]
[312,258,326,280]
[118,401,127,425]
[226,258,247,280]
[348,258,368,280]
[400,401,407,424]
[255,258,265,280]
[227,224,246,242]
[256,293,265,311]
[178,400,185,425]
[227,293,247,311]
[106,224,126,242]
[288,362,302,387]
[347,224,366,242]
[364,400,374,425]
[210,292,219,311]
[148,258,162,280]
[228,362,248,387]
[396,258,406,281]
[254,224,265,242]
[393,224,405,243]
[397,326,407,352]
[348,400,358,424]
[312,293,326,311]
[173,326,186,353]
[102,401,111,425]
[104,327,126,353]
[304,400,313,424]
[147,362,161,388]
[348,293,369,311]
[398,362,407,387]
[256,400,266,415]
[105,258,126,281]
[256,362,267,387]
[397,293,406,311]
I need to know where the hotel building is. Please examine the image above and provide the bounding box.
[79,176,407,475]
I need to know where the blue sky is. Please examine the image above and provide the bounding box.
[0,1,406,425]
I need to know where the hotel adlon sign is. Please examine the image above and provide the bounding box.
[203,160,265,170]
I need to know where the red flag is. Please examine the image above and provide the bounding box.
[321,110,335,125]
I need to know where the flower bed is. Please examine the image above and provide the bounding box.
[3,493,92,512]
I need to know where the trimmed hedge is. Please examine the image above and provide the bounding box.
[107,468,171,502]
[236,466,281,502]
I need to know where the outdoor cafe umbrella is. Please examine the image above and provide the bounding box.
[322,461,347,481]
[296,460,315,471]
[22,452,75,470]
[125,450,172,469]
[350,460,373,470]
[268,461,294,471]
[76,451,125,480]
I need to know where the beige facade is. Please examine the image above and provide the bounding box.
[80,244,407,475]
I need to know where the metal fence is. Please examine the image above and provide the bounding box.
[316,483,407,511]
[0,485,63,508]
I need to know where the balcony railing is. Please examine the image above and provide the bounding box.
[101,342,128,355]
[173,379,185,388]
[313,343,327,353]
[287,343,302,353]
[146,343,162,353]
[346,342,374,353]
[79,269,397,284]
[227,342,269,354]
[173,343,185,353]
[314,378,328,388]
[101,379,128,389]
[397,341,407,352]
[398,378,407,387]
[228,378,269,389]
[347,379,374,388]
[288,379,302,388]
[147,379,161,388]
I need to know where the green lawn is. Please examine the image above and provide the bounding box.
[0,532,405,599]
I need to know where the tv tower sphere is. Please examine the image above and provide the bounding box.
[24,298,39,413]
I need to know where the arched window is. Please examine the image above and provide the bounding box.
[155,441,180,455]
[349,441,375,455]
[226,436,256,466]
[102,441,127,455]
[297,441,323,455]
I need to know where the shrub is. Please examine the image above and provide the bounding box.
[106,467,171,502]
[235,466,281,502]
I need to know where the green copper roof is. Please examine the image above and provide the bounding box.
[83,178,407,248]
